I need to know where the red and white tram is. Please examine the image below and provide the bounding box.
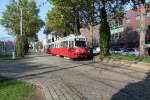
[46,34,88,59]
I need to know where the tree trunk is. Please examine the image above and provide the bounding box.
[76,11,80,35]
[139,4,146,56]
[74,10,80,35]
[88,24,94,48]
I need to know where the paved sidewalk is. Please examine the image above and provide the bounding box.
[0,55,150,100]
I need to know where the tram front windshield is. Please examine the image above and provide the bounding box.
[75,41,86,47]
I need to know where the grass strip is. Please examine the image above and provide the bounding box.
[0,76,35,100]
[109,54,150,63]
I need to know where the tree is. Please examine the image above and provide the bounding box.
[99,6,111,56]
[0,0,44,57]
[121,0,148,56]
[44,25,51,42]
[47,7,73,37]
[44,25,51,36]
[97,0,148,57]
[47,0,85,37]
[79,0,97,48]
[35,41,43,51]
[135,0,147,56]
[95,0,126,57]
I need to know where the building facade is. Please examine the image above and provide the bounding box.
[80,8,150,48]
[110,8,150,39]
[80,25,100,48]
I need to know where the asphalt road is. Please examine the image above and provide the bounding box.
[0,54,150,100]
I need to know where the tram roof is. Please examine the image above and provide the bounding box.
[57,34,86,41]
[47,34,86,45]
[63,34,86,40]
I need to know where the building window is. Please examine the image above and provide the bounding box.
[147,12,150,17]
[136,15,140,20]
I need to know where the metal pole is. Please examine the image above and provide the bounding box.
[4,41,5,55]
[20,8,23,36]
[12,36,16,59]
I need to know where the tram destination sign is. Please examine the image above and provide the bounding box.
[75,38,85,41]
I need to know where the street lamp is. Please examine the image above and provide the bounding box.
[20,8,23,36]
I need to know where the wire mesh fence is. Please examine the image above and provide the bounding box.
[0,37,15,56]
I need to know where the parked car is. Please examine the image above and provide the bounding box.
[109,48,115,54]
[123,48,139,56]
[93,47,100,54]
[109,48,125,54]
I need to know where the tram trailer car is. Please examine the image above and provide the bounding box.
[44,45,51,54]
[46,34,88,59]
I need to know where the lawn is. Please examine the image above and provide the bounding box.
[0,76,35,100]
[109,54,150,63]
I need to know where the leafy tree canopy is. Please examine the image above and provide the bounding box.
[0,0,44,38]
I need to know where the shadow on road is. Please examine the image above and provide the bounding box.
[111,71,150,100]
[0,56,98,80]
[15,61,98,80]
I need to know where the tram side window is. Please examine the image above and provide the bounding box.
[51,44,54,48]
[75,41,86,47]
[63,41,68,48]
[61,42,63,48]
[69,41,74,48]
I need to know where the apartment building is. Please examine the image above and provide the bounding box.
[110,8,150,41]
[80,8,150,47]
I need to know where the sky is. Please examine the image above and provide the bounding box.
[0,0,52,41]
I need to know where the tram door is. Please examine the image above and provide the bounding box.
[68,41,74,58]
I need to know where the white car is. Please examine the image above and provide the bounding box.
[110,48,125,54]
[123,48,139,56]
[93,47,100,54]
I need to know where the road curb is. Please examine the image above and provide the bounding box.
[27,81,52,100]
